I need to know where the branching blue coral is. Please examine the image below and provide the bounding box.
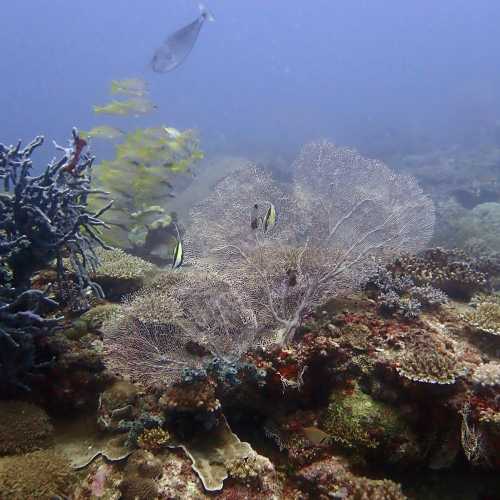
[0,128,112,392]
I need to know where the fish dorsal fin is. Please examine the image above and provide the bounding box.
[199,3,215,22]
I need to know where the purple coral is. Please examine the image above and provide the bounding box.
[0,128,112,392]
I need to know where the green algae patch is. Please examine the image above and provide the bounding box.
[322,383,410,451]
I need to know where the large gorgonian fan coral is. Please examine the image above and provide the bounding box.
[185,140,435,345]
[0,129,112,392]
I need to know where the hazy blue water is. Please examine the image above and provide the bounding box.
[2,0,500,162]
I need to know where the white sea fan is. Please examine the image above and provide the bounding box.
[184,141,435,345]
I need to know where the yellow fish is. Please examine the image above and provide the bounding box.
[93,98,156,117]
[82,125,124,140]
[301,426,331,446]
[111,78,148,97]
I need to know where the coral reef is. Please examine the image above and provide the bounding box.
[0,401,53,455]
[387,247,489,300]
[294,457,406,500]
[3,138,498,497]
[185,140,434,345]
[462,296,500,336]
[0,128,112,392]
[90,247,155,299]
[0,448,77,498]
[435,200,500,254]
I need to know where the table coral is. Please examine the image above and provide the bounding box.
[90,247,155,300]
[395,343,464,385]
[462,299,500,336]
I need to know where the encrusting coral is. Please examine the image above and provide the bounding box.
[119,450,163,500]
[295,457,406,500]
[0,401,53,455]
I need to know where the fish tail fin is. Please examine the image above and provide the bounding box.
[199,3,215,21]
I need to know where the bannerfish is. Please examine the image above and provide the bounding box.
[263,203,277,232]
[151,4,215,73]
[172,238,184,269]
[172,224,184,269]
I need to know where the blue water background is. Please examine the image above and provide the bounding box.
[1,0,500,164]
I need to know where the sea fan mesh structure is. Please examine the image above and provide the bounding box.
[184,141,435,345]
[103,271,257,387]
[184,165,296,269]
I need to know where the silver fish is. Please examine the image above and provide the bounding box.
[151,4,214,73]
